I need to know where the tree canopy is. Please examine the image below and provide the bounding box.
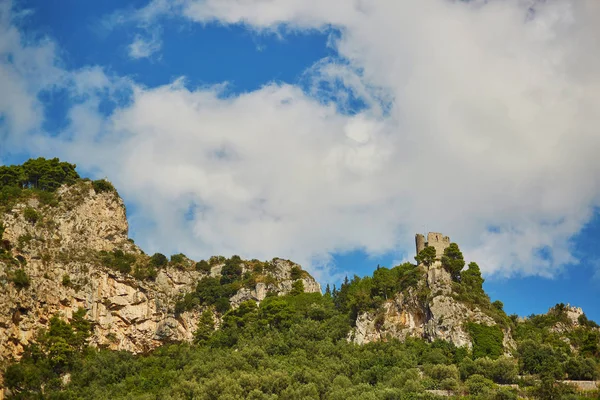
[0,157,79,192]
[441,243,465,281]
[415,246,437,267]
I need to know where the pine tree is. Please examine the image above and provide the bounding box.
[415,246,436,267]
[441,243,465,281]
[194,310,215,344]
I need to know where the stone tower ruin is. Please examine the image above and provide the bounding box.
[415,232,451,260]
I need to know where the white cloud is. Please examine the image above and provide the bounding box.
[0,1,65,144]
[128,33,162,59]
[144,0,600,278]
[4,0,600,282]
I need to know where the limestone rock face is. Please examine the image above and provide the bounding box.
[228,259,321,308]
[0,182,320,362]
[549,304,586,334]
[2,184,131,254]
[350,262,514,350]
[565,305,584,325]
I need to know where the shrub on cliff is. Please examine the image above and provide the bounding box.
[92,179,115,194]
[149,252,168,268]
[11,268,31,289]
[195,259,211,273]
[170,253,187,266]
[99,249,136,274]
[23,207,40,225]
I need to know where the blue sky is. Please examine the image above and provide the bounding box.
[1,0,600,321]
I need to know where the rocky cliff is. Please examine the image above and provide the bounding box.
[349,240,515,352]
[0,181,320,362]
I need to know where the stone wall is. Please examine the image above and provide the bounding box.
[415,234,426,255]
[415,232,451,259]
[426,232,450,259]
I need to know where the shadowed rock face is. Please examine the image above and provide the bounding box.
[0,182,320,362]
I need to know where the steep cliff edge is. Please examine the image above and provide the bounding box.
[348,234,516,353]
[0,181,320,362]
[349,263,515,351]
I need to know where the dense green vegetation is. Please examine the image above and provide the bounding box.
[332,262,425,323]
[0,158,80,211]
[0,158,119,216]
[0,158,79,192]
[173,256,303,316]
[466,323,504,360]
[4,289,599,399]
[1,159,599,399]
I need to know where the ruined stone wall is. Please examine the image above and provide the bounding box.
[426,232,450,259]
[415,234,426,255]
[415,232,451,260]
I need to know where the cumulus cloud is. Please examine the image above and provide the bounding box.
[4,0,600,282]
[148,0,600,278]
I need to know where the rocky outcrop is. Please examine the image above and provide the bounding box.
[550,304,585,334]
[229,259,321,308]
[0,182,320,362]
[350,262,514,350]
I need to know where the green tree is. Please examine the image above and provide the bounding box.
[194,310,215,344]
[196,260,211,273]
[0,165,26,187]
[149,253,168,268]
[324,284,332,297]
[518,339,564,378]
[581,330,599,357]
[441,243,464,281]
[259,298,295,330]
[465,374,495,396]
[215,297,231,314]
[100,249,135,274]
[415,246,436,267]
[492,300,504,312]
[21,157,79,191]
[196,277,224,304]
[462,262,485,293]
[70,308,92,350]
[565,356,598,380]
[372,267,396,300]
[467,323,504,360]
[290,280,305,295]
[220,256,243,284]
[290,266,303,280]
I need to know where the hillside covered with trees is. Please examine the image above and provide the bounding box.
[1,158,599,399]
